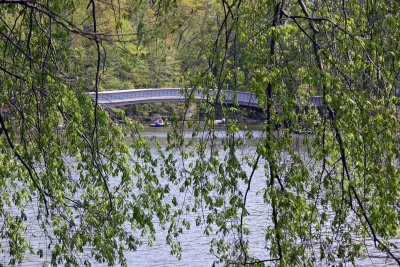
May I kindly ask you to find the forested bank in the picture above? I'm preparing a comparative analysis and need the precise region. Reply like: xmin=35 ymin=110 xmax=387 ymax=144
xmin=67 ymin=0 xmax=217 ymax=91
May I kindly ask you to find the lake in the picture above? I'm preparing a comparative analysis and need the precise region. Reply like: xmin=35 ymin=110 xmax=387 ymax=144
xmin=1 ymin=127 xmax=398 ymax=266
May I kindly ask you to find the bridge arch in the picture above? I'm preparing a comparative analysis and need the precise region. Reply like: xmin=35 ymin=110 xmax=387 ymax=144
xmin=89 ymin=88 xmax=323 ymax=108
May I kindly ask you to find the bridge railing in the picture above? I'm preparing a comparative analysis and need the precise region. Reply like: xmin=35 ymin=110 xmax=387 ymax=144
xmin=89 ymin=88 xmax=260 ymax=107
xmin=88 ymin=88 xmax=322 ymax=108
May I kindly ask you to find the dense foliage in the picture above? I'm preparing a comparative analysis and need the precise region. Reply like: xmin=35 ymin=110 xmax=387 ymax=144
xmin=0 ymin=1 xmax=175 ymax=265
xmin=165 ymin=0 xmax=400 ymax=265
xmin=0 ymin=0 xmax=399 ymax=266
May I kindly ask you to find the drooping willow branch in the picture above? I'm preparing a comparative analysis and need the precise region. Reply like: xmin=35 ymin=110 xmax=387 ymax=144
xmin=0 ymin=113 xmax=50 ymax=215
xmin=0 ymin=0 xmax=117 ymax=218
xmin=0 ymin=0 xmax=138 ymax=41
xmin=88 ymin=0 xmax=114 ymax=217
xmin=327 ymin=105 xmax=400 ymax=265
xmin=292 ymin=0 xmax=400 ymax=263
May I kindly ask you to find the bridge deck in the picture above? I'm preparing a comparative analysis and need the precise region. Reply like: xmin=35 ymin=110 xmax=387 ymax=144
xmin=89 ymin=88 xmax=322 ymax=108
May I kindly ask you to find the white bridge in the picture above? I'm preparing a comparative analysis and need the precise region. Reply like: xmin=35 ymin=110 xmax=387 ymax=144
xmin=89 ymin=88 xmax=323 ymax=108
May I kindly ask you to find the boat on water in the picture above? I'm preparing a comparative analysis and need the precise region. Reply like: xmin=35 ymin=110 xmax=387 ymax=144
xmin=149 ymin=117 xmax=165 ymax=127
xmin=215 ymin=118 xmax=226 ymax=125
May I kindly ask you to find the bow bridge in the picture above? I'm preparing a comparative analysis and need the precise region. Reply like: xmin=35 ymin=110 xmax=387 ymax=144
xmin=89 ymin=88 xmax=323 ymax=108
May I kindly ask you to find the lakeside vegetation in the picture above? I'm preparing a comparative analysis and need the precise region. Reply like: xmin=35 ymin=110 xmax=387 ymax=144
xmin=69 ymin=0 xmax=217 ymax=91
xmin=0 ymin=0 xmax=399 ymax=266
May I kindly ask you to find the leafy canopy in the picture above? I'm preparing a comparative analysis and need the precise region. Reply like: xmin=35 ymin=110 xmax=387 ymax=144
xmin=0 ymin=0 xmax=400 ymax=266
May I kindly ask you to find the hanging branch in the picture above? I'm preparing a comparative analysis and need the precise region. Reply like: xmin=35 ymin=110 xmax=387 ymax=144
xmin=87 ymin=0 xmax=113 ymax=217
xmin=327 ymin=105 xmax=400 ymax=264
xmin=0 ymin=0 xmax=138 ymax=41
xmin=0 ymin=113 xmax=50 ymax=215
xmin=292 ymin=0 xmax=400 ymax=263
xmin=266 ymin=0 xmax=284 ymax=262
